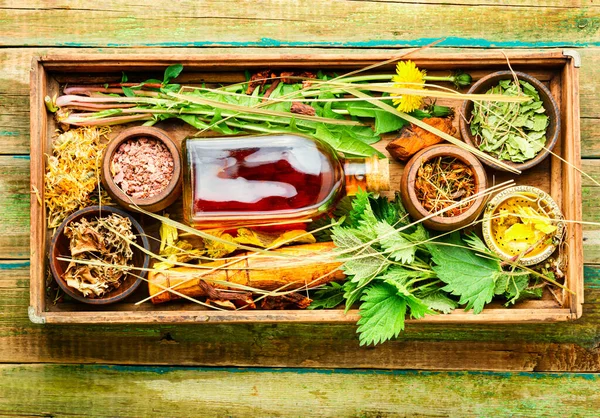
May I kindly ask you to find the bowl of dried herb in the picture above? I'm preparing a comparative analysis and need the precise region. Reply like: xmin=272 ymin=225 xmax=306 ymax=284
xmin=459 ymin=71 xmax=560 ymax=172
xmin=400 ymin=144 xmax=488 ymax=231
xmin=49 ymin=206 xmax=150 ymax=305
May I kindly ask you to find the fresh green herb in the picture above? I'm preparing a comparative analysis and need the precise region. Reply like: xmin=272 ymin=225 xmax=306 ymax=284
xmin=310 ymin=190 xmax=536 ymax=346
xmin=426 ymin=232 xmax=501 ymax=314
xmin=470 ymin=79 xmax=549 ymax=163
xmin=321 ymin=190 xmax=446 ymax=345
xmin=307 ymin=282 xmax=345 ymax=310
xmin=49 ymin=66 xmax=455 ymax=159
xmin=163 ymin=64 xmax=183 ymax=86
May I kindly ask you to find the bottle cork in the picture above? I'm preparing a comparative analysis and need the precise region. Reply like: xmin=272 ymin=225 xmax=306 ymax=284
xmin=365 ymin=156 xmax=390 ymax=192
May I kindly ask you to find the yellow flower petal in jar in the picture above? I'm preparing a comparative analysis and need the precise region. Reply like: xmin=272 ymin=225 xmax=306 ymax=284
xmin=516 ymin=206 xmax=557 ymax=234
xmin=504 ymin=223 xmax=536 ymax=242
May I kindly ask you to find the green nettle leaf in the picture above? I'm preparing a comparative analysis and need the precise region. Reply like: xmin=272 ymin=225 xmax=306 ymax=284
xmin=426 ymin=233 xmax=500 ymax=314
xmin=331 ymin=226 xmax=390 ymax=287
xmin=343 ymin=280 xmax=364 ymax=312
xmin=418 ymin=290 xmax=458 ymax=314
xmin=347 ymin=189 xmax=371 ymax=227
xmin=382 ymin=276 xmax=431 ymax=320
xmin=355 ymin=203 xmax=380 ymax=241
xmin=369 ymin=193 xmax=407 ymax=226
xmin=375 ymin=221 xmax=416 ymax=264
xmin=463 ymin=232 xmax=493 ymax=255
xmin=496 ymin=273 xmax=530 ymax=306
xmin=357 ymin=283 xmax=408 ymax=346
xmin=308 ymin=282 xmax=345 ymax=310
xmin=163 ymin=64 xmax=184 ymax=85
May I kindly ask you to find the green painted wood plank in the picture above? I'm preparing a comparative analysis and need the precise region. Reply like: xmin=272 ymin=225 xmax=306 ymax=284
xmin=0 ymin=156 xmax=30 ymax=259
xmin=1 ymin=46 xmax=600 ymax=155
xmin=0 ymin=263 xmax=599 ymax=369
xmin=0 ymin=364 xmax=598 ymax=417
xmin=0 ymin=1 xmax=599 ymax=47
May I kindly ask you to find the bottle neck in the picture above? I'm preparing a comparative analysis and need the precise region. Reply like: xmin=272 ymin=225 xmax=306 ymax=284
xmin=343 ymin=156 xmax=390 ymax=196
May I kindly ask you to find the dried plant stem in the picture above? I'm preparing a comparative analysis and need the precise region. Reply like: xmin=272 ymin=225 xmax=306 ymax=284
xmin=346 ymin=87 xmax=521 ymax=174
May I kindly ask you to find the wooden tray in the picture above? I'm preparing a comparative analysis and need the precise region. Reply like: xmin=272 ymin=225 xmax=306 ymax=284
xmin=29 ymin=50 xmax=582 ymax=324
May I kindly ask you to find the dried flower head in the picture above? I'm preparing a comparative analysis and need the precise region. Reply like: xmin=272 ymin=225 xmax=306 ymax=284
xmin=391 ymin=61 xmax=426 ymax=113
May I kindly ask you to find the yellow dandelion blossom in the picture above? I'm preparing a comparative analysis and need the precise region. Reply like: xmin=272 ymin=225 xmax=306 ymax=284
xmin=391 ymin=61 xmax=426 ymax=113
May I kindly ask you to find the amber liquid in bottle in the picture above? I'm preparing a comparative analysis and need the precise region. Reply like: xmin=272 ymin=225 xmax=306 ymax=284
xmin=183 ymin=134 xmax=389 ymax=229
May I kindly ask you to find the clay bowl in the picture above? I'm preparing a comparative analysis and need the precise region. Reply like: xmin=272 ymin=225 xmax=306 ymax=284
xmin=101 ymin=126 xmax=182 ymax=213
xmin=49 ymin=206 xmax=150 ymax=305
xmin=400 ymin=144 xmax=488 ymax=231
xmin=459 ymin=71 xmax=560 ymax=172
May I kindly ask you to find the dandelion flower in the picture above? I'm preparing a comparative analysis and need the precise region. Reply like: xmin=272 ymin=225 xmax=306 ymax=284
xmin=391 ymin=61 xmax=426 ymax=113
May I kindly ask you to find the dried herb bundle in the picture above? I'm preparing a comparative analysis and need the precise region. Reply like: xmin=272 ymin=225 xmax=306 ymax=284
xmin=415 ymin=157 xmax=475 ymax=217
xmin=63 ymin=214 xmax=134 ymax=297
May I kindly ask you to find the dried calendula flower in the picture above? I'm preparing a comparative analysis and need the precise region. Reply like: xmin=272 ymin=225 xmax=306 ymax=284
xmin=45 ymin=127 xmax=113 ymax=228
xmin=63 ymin=214 xmax=134 ymax=297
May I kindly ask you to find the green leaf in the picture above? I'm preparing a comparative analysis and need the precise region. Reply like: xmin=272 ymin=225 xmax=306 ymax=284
xmin=369 ymin=193 xmax=407 ymax=226
xmin=347 ymin=189 xmax=371 ymax=227
xmin=121 ymin=71 xmax=128 ymax=83
xmin=343 ymin=280 xmax=364 ymax=312
xmin=495 ymin=273 xmax=530 ymax=305
xmin=163 ymin=64 xmax=183 ymax=85
xmin=532 ymin=114 xmax=548 ymax=131
xmin=121 ymin=86 xmax=135 ymax=97
xmin=427 ymin=232 xmax=500 ymax=314
xmin=374 ymin=110 xmax=408 ymax=135
xmin=375 ymin=221 xmax=416 ymax=264
xmin=418 ymin=290 xmax=457 ymax=314
xmin=331 ymin=226 xmax=389 ymax=287
xmin=313 ymin=124 xmax=383 ymax=158
xmin=177 ymin=114 xmax=210 ymax=130
xmin=357 ymin=283 xmax=407 ymax=346
xmin=381 ymin=273 xmax=431 ymax=320
xmin=464 ymin=232 xmax=494 ymax=255
xmin=308 ymin=282 xmax=345 ymax=309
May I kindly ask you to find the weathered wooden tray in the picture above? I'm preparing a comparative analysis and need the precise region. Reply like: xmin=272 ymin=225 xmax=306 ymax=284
xmin=29 ymin=50 xmax=582 ymax=324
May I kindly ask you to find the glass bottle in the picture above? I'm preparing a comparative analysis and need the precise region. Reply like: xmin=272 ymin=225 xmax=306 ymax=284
xmin=182 ymin=134 xmax=390 ymax=229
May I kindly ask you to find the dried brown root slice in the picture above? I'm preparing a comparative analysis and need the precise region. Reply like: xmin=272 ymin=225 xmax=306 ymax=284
xmin=386 ymin=116 xmax=457 ymax=162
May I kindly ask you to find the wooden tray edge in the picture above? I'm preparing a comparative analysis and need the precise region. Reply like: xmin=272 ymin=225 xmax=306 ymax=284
xmin=28 ymin=49 xmax=583 ymax=324
xmin=32 ymin=308 xmax=573 ymax=325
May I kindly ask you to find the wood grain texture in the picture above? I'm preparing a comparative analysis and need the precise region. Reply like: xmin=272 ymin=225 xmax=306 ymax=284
xmin=0 ymin=364 xmax=599 ymax=417
xmin=1 ymin=263 xmax=600 ymax=370
xmin=0 ymin=46 xmax=599 ymax=152
xmin=0 ymin=1 xmax=599 ymax=48
xmin=1 ymin=1 xmax=600 ymax=409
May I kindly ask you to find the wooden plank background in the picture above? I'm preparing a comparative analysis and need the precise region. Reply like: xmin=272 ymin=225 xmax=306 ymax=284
xmin=2 ymin=0 xmax=600 ymax=415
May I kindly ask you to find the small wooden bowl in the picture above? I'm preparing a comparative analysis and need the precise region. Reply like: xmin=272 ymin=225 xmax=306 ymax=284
xmin=49 ymin=206 xmax=150 ymax=305
xmin=459 ymin=71 xmax=560 ymax=172
xmin=400 ymin=144 xmax=488 ymax=231
xmin=101 ymin=126 xmax=182 ymax=213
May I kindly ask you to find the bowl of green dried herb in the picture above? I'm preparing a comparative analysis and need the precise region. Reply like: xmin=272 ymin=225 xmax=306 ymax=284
xmin=459 ymin=71 xmax=560 ymax=172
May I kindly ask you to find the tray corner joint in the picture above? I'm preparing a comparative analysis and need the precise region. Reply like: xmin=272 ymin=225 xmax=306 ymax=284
xmin=562 ymin=49 xmax=581 ymax=68
xmin=28 ymin=306 xmax=46 ymax=325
